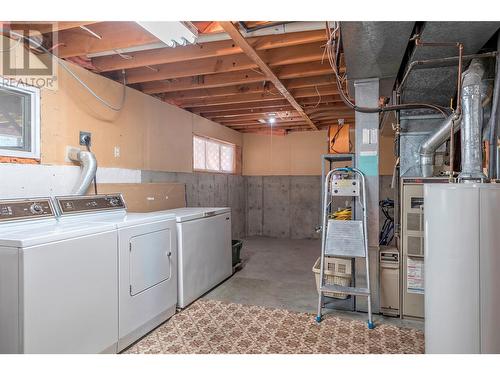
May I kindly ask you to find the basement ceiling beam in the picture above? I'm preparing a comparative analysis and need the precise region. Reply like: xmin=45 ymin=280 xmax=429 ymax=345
xmin=56 ymin=22 xmax=159 ymax=58
xmin=124 ymin=41 xmax=325 ymax=84
xmin=6 ymin=22 xmax=98 ymax=34
xmin=186 ymin=95 xmax=344 ymax=112
xmin=190 ymin=99 xmax=291 ymax=113
xmin=139 ymin=63 xmax=339 ymax=94
xmin=174 ymin=85 xmax=340 ymax=107
xmin=158 ymin=75 xmax=336 ymax=100
xmin=92 ymin=29 xmax=326 ymax=72
xmin=211 ymin=111 xmax=355 ymax=124
xmin=217 ymin=111 xmax=355 ymax=125
xmin=220 ymin=21 xmax=320 ymax=130
xmin=200 ymin=102 xmax=343 ymax=117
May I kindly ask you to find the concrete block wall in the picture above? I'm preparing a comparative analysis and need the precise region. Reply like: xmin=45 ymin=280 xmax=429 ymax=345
xmin=245 ymin=176 xmax=321 ymax=239
xmin=142 ymin=171 xmax=322 ymax=240
xmin=141 ymin=171 xmax=246 ymax=239
xmin=140 ymin=171 xmax=389 ymax=241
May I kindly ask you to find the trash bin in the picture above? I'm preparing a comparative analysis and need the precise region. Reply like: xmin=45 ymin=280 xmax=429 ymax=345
xmin=232 ymin=240 xmax=243 ymax=267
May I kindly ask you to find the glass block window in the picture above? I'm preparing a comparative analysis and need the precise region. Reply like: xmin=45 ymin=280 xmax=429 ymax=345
xmin=193 ymin=135 xmax=235 ymax=173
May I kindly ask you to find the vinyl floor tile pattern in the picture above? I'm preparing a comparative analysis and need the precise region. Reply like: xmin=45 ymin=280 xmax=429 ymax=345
xmin=124 ymin=299 xmax=424 ymax=354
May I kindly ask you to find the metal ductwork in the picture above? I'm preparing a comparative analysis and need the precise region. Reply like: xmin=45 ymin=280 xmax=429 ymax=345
xmin=458 ymin=58 xmax=487 ymax=181
xmin=418 ymin=58 xmax=488 ymax=178
xmin=419 ymin=114 xmax=459 ymax=177
xmin=68 ymin=149 xmax=97 ymax=195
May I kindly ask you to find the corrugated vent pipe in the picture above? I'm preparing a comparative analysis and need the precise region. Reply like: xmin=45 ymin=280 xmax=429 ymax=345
xmin=458 ymin=58 xmax=486 ymax=180
xmin=68 ymin=149 xmax=97 ymax=195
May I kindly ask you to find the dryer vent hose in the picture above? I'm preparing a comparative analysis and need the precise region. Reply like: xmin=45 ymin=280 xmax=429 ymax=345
xmin=68 ymin=149 xmax=97 ymax=195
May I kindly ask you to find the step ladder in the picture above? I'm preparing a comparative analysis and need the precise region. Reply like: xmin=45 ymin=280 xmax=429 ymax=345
xmin=315 ymin=167 xmax=374 ymax=329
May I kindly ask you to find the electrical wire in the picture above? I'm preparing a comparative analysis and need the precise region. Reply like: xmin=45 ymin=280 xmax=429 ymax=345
xmin=379 ymin=198 xmax=394 ymax=245
xmin=6 ymin=29 xmax=127 ymax=112
xmin=325 ymin=22 xmax=451 ymax=118
xmin=329 ymin=122 xmax=351 ymax=153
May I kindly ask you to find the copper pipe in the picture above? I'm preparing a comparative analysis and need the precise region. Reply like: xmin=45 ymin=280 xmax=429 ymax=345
xmin=413 ymin=38 xmax=464 ymax=180
xmin=450 ymin=43 xmax=464 ymax=180
xmin=397 ymin=51 xmax=497 ymax=96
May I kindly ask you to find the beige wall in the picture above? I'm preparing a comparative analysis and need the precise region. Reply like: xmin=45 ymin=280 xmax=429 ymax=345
xmin=242 ymin=129 xmax=396 ymax=176
xmin=242 ymin=131 xmax=329 ymax=176
xmin=0 ymin=38 xmax=242 ymax=173
xmin=39 ymin=62 xmax=242 ymax=172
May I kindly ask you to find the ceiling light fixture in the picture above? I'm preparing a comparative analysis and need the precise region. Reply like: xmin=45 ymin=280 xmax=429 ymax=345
xmin=136 ymin=22 xmax=198 ymax=48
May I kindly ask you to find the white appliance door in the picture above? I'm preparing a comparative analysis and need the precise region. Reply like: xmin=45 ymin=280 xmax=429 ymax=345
xmin=118 ymin=220 xmax=177 ymax=351
xmin=178 ymin=212 xmax=232 ymax=308
xmin=129 ymin=229 xmax=172 ymax=295
xmin=21 ymin=231 xmax=118 ymax=354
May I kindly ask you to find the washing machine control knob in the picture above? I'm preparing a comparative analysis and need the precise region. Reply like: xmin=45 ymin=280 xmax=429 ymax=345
xmin=109 ymin=197 xmax=120 ymax=206
xmin=30 ymin=203 xmax=43 ymax=214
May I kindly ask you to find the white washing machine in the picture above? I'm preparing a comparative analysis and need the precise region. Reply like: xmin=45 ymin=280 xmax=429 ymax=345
xmin=0 ymin=198 xmax=118 ymax=354
xmin=163 ymin=207 xmax=232 ymax=308
xmin=54 ymin=194 xmax=178 ymax=351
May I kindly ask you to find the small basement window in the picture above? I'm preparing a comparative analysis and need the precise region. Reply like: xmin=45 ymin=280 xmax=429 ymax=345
xmin=0 ymin=80 xmax=40 ymax=159
xmin=193 ymin=135 xmax=235 ymax=173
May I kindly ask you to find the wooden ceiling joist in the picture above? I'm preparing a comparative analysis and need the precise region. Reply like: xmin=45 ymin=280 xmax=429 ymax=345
xmin=139 ymin=64 xmax=337 ymax=95
xmin=200 ymin=102 xmax=344 ymax=118
xmin=186 ymin=95 xmax=344 ymax=113
xmin=7 ymin=22 xmax=97 ymax=34
xmin=214 ymin=22 xmax=321 ymax=130
xmin=123 ymin=41 xmax=326 ymax=84
xmin=210 ymin=109 xmax=355 ymax=123
xmin=175 ymin=85 xmax=340 ymax=108
xmin=48 ymin=20 xmax=352 ymax=133
xmin=156 ymin=75 xmax=335 ymax=100
xmin=190 ymin=99 xmax=292 ymax=113
xmin=56 ymin=22 xmax=159 ymax=58
xmin=92 ymin=29 xmax=327 ymax=72
xmin=160 ymin=80 xmax=337 ymax=101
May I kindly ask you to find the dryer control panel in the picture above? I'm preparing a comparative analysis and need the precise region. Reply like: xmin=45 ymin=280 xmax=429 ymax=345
xmin=0 ymin=198 xmax=55 ymax=222
xmin=55 ymin=194 xmax=126 ymax=215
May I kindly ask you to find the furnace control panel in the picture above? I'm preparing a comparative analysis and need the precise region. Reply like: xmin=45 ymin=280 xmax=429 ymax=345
xmin=55 ymin=194 xmax=126 ymax=215
xmin=0 ymin=198 xmax=55 ymax=222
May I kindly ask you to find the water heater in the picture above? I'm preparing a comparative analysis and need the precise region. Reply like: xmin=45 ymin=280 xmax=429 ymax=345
xmin=424 ymin=183 xmax=500 ymax=353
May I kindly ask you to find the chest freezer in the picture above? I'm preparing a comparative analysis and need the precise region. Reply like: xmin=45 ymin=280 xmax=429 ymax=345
xmin=163 ymin=207 xmax=232 ymax=308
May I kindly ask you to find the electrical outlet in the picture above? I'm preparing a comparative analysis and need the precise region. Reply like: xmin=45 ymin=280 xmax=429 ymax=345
xmin=79 ymin=131 xmax=91 ymax=146
xmin=114 ymin=146 xmax=120 ymax=158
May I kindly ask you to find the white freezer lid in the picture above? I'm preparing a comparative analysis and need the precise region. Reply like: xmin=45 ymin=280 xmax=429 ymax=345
xmin=0 ymin=220 xmax=117 ymax=248
xmin=162 ymin=207 xmax=230 ymax=222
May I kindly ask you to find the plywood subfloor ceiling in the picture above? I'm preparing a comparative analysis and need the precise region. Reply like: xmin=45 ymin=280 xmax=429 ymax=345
xmin=4 ymin=21 xmax=354 ymax=134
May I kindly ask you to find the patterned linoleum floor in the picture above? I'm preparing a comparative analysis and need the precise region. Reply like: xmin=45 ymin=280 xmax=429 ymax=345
xmin=124 ymin=299 xmax=424 ymax=354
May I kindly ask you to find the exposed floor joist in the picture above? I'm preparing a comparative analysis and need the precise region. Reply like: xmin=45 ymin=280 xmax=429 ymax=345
xmin=11 ymin=20 xmax=353 ymax=133
xmin=219 ymin=22 xmax=319 ymax=131
xmin=91 ymin=29 xmax=326 ymax=72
